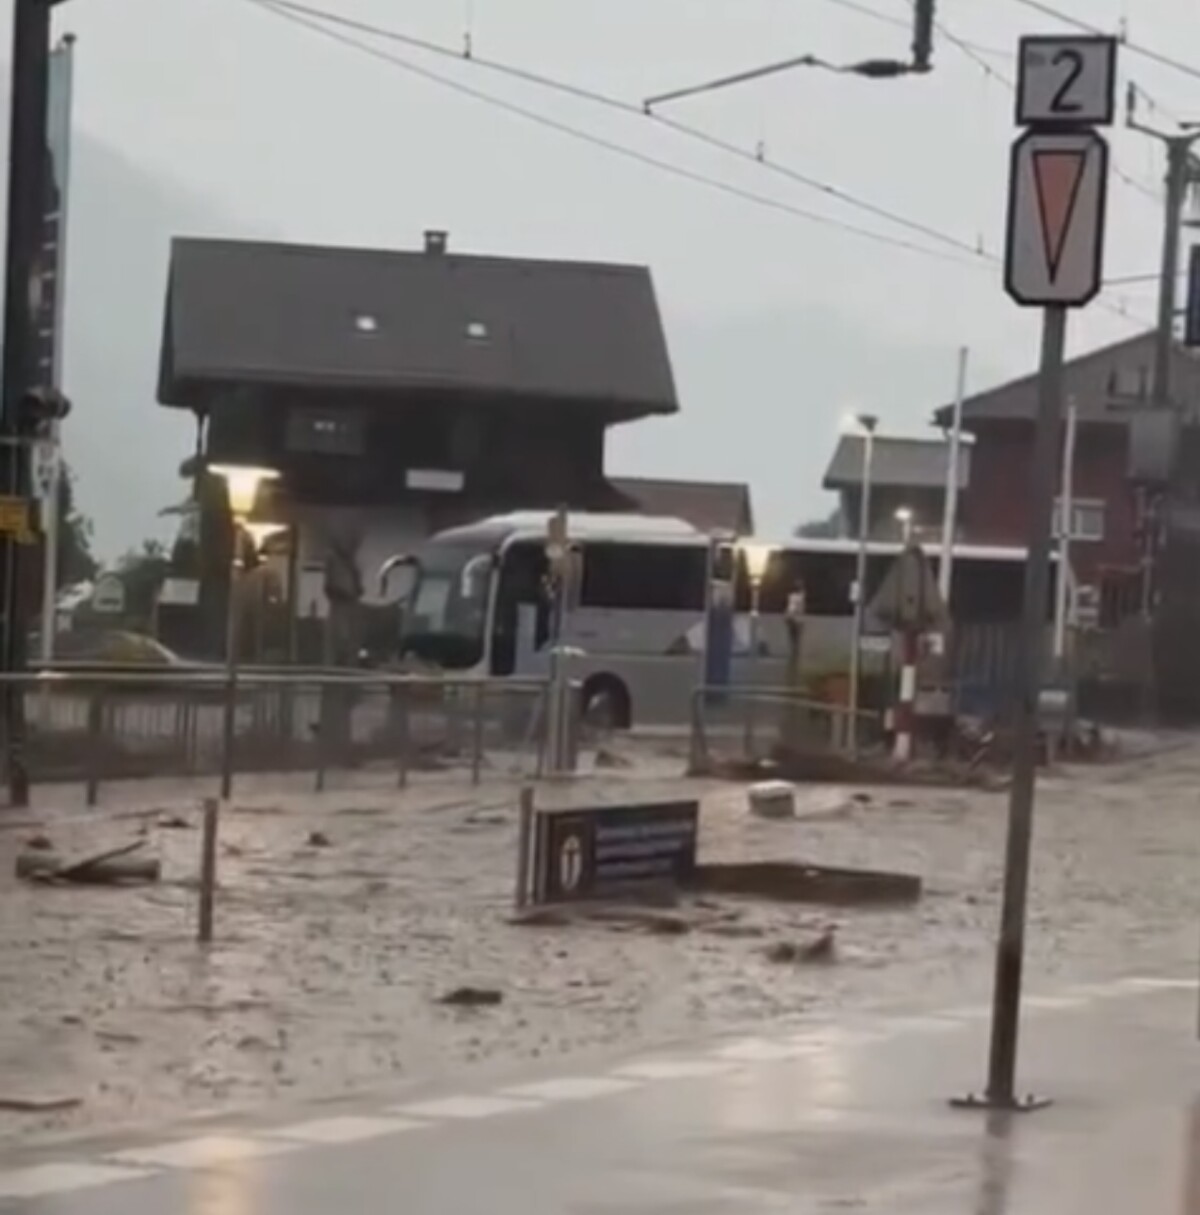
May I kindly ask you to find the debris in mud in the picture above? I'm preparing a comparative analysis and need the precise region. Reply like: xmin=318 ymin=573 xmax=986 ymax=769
xmin=16 ymin=841 xmax=162 ymax=886
xmin=593 ymin=748 xmax=633 ymax=770
xmin=689 ymin=861 xmax=921 ymax=906
xmin=437 ymin=986 xmax=504 ymax=1008
xmin=764 ymin=927 xmax=838 ymax=965
xmin=748 ymin=780 xmax=796 ymax=820
xmin=0 ymin=1095 xmax=83 ymax=1114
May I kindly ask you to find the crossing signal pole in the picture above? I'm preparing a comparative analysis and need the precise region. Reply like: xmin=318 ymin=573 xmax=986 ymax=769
xmin=1124 ymin=88 xmax=1200 ymax=724
xmin=1 ymin=0 xmax=59 ymax=806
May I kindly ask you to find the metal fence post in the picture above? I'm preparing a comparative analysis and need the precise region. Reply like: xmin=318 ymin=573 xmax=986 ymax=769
xmin=515 ymin=784 xmax=534 ymax=910
xmin=470 ymin=681 xmax=485 ymax=786
xmin=688 ymin=686 xmax=708 ymax=775
xmin=85 ymin=687 xmax=102 ymax=807
xmin=534 ymin=683 xmax=548 ymax=779
xmin=198 ymin=796 xmax=219 ymax=944
xmin=397 ymin=681 xmax=411 ymax=790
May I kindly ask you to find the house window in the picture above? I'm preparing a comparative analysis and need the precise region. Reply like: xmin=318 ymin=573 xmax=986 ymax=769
xmin=286 ymin=408 xmax=366 ymax=456
xmin=1053 ymin=497 xmax=1105 ymax=542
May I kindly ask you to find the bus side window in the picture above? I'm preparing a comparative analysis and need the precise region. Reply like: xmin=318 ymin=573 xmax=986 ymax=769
xmin=493 ymin=541 xmax=549 ymax=675
xmin=580 ymin=543 xmax=706 ymax=611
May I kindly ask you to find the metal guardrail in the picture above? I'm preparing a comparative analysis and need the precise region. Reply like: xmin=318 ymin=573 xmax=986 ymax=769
xmin=0 ymin=669 xmax=556 ymax=805
xmin=688 ymin=683 xmax=885 ymax=771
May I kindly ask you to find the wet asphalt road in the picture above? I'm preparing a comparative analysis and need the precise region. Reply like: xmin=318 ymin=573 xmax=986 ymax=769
xmin=0 ymin=735 xmax=1196 ymax=1147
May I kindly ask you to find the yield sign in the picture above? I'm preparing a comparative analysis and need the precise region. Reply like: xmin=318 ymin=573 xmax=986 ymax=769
xmin=1004 ymin=129 xmax=1109 ymax=308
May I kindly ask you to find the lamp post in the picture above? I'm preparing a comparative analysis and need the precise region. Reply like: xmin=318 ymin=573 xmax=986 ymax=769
xmin=209 ymin=464 xmax=279 ymax=800
xmin=847 ymin=414 xmax=878 ymax=756
xmin=740 ymin=542 xmax=773 ymax=760
xmin=895 ymin=506 xmax=914 ymax=544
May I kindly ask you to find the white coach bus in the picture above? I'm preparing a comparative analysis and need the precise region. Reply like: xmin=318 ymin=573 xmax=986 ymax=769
xmin=383 ymin=510 xmax=1039 ymax=727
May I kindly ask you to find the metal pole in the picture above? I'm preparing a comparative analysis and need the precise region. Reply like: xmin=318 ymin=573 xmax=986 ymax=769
xmin=743 ymin=580 xmax=761 ymax=760
xmin=1 ymin=0 xmax=52 ymax=809
xmin=939 ymin=346 xmax=968 ymax=605
xmin=219 ymin=538 xmax=240 ymax=800
xmin=37 ymin=35 xmax=73 ymax=672
xmin=1153 ymin=139 xmax=1190 ymax=408
xmin=1053 ymin=398 xmax=1077 ymax=667
xmin=982 ymin=304 xmax=1068 ymax=1109
xmin=198 ymin=796 xmax=219 ymax=943
xmin=514 ymin=784 xmax=534 ymax=910
xmin=847 ymin=422 xmax=876 ymax=755
xmin=470 ymin=680 xmax=484 ymax=785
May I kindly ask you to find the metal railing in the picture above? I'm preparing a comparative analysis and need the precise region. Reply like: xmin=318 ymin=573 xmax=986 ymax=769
xmin=687 ymin=684 xmax=885 ymax=773
xmin=0 ymin=668 xmax=558 ymax=804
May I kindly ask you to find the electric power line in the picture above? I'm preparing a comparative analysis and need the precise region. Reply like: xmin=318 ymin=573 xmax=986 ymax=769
xmin=242 ymin=0 xmax=1155 ymax=326
xmin=246 ymin=0 xmax=983 ymax=268
xmin=892 ymin=1 xmax=1164 ymax=207
xmin=256 ymin=0 xmax=995 ymax=263
xmin=820 ymin=0 xmax=1011 ymax=60
xmin=1011 ymin=0 xmax=1200 ymax=86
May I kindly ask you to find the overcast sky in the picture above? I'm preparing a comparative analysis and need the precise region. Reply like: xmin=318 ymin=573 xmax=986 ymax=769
xmin=20 ymin=0 xmax=1200 ymax=548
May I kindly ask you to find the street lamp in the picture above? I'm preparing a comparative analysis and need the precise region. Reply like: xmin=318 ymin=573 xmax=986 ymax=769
xmin=208 ymin=463 xmax=280 ymax=799
xmin=847 ymin=414 xmax=877 ymax=756
xmin=895 ymin=506 xmax=915 ymax=544
xmin=739 ymin=542 xmax=774 ymax=758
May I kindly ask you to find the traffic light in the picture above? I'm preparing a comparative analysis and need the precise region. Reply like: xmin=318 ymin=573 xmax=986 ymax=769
xmin=15 ymin=386 xmax=70 ymax=439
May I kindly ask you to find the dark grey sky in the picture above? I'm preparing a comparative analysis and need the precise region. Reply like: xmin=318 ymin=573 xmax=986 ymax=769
xmin=27 ymin=0 xmax=1200 ymax=548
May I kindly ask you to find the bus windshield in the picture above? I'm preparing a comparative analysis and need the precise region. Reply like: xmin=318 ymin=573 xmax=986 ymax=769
xmin=401 ymin=542 xmax=495 ymax=669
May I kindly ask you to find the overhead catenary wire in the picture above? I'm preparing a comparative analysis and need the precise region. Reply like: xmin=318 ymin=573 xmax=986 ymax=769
xmin=242 ymin=0 xmax=1156 ymax=327
xmin=1010 ymin=0 xmax=1200 ymax=86
xmin=257 ymin=0 xmax=994 ymax=262
xmin=886 ymin=0 xmax=1163 ymax=207
xmin=245 ymin=0 xmax=982 ymax=268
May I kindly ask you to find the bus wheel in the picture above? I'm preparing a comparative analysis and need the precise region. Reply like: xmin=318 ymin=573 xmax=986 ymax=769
xmin=581 ymin=676 xmax=631 ymax=731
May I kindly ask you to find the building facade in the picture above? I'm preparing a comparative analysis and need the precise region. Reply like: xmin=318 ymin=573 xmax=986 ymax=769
xmin=156 ymin=231 xmax=681 ymax=659
xmin=934 ymin=330 xmax=1200 ymax=629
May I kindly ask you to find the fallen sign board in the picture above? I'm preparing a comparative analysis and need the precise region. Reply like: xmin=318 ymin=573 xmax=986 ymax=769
xmin=530 ymin=799 xmax=699 ymax=905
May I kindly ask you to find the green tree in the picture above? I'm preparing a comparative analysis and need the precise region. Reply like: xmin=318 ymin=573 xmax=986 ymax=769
xmin=115 ymin=539 xmax=170 ymax=626
xmin=55 ymin=464 xmax=98 ymax=588
xmin=795 ymin=508 xmax=844 ymax=539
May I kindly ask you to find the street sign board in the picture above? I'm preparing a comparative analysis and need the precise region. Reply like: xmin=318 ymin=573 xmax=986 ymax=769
xmin=1005 ymin=129 xmax=1109 ymax=307
xmin=0 ymin=496 xmax=34 ymax=544
xmin=91 ymin=573 xmax=126 ymax=615
xmin=530 ymin=800 xmax=699 ymax=905
xmin=867 ymin=545 xmax=947 ymax=631
xmin=1186 ymin=245 xmax=1200 ymax=348
xmin=1016 ymin=35 xmax=1117 ymax=128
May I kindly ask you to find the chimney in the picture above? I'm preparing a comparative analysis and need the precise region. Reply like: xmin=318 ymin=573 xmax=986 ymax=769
xmin=424 ymin=229 xmax=448 ymax=256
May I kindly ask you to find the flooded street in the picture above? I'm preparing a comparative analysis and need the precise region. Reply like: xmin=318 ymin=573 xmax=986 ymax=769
xmin=0 ymin=734 xmax=1196 ymax=1145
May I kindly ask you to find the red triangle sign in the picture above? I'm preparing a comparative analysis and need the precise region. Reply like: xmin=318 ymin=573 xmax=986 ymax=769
xmin=1031 ymin=150 xmax=1087 ymax=281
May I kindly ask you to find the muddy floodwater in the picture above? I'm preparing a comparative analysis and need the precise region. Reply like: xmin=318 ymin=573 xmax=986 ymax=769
xmin=0 ymin=734 xmax=1196 ymax=1144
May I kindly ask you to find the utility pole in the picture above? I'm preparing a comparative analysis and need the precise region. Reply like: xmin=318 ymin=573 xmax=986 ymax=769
xmin=1125 ymin=86 xmax=1200 ymax=725
xmin=0 ymin=0 xmax=56 ymax=807
xmin=1126 ymin=84 xmax=1200 ymax=407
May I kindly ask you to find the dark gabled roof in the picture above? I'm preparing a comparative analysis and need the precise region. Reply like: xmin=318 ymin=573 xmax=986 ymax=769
xmin=823 ymin=435 xmax=970 ymax=491
xmin=932 ymin=330 xmax=1200 ymax=428
xmin=158 ymin=237 xmax=679 ymax=418
xmin=609 ymin=476 xmax=754 ymax=534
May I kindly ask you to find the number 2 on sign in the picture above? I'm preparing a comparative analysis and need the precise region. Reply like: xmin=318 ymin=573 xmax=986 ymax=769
xmin=1050 ymin=48 xmax=1084 ymax=114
